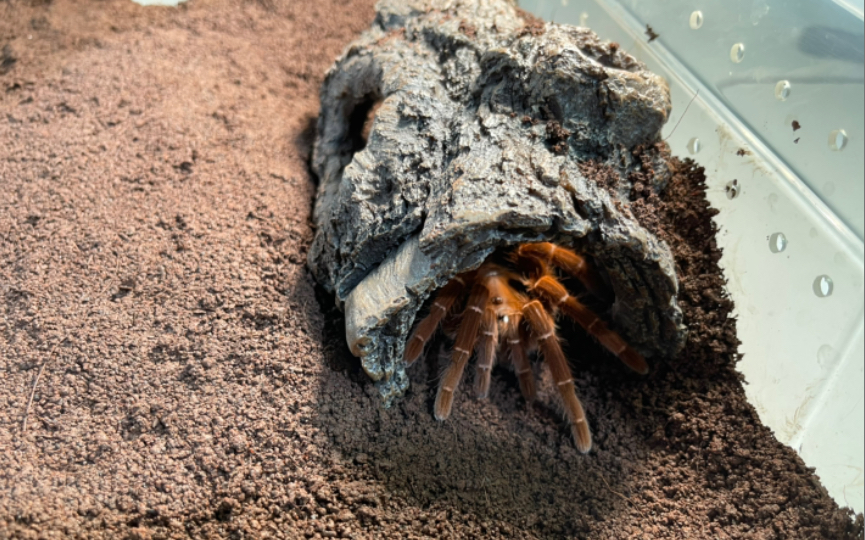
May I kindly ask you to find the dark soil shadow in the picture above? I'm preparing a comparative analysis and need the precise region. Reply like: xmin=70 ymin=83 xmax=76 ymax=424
xmin=309 ymin=314 xmax=646 ymax=538
xmin=294 ymin=113 xmax=319 ymax=180
xmin=302 ymin=240 xmax=665 ymax=537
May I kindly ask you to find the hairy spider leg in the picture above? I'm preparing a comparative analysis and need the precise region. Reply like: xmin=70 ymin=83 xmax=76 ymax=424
xmin=475 ymin=268 xmax=531 ymax=399
xmin=434 ymin=282 xmax=490 ymax=421
xmin=484 ymin=267 xmax=539 ymax=402
xmin=532 ymin=275 xmax=649 ymax=375
xmin=504 ymin=314 xmax=537 ymax=401
xmin=522 ymin=299 xmax=592 ymax=453
xmin=474 ymin=304 xmax=498 ymax=399
xmin=517 ymin=242 xmax=612 ymax=302
xmin=404 ymin=275 xmax=469 ymax=365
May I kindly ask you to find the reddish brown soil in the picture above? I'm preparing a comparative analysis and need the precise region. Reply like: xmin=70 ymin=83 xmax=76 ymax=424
xmin=1 ymin=1 xmax=862 ymax=539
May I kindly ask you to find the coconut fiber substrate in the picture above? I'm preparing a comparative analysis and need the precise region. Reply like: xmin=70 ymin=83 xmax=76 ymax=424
xmin=0 ymin=1 xmax=862 ymax=539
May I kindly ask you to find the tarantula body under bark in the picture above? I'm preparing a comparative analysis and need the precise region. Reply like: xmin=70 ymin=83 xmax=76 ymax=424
xmin=308 ymin=0 xmax=688 ymax=403
xmin=405 ymin=242 xmax=646 ymax=452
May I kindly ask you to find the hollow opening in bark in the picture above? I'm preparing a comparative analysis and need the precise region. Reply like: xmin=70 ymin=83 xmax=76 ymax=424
xmin=346 ymin=94 xmax=383 ymax=155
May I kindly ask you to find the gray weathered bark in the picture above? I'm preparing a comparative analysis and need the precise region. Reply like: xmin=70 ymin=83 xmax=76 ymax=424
xmin=308 ymin=0 xmax=687 ymax=404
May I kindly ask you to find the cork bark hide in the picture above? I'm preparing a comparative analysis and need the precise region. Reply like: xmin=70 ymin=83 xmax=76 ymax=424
xmin=308 ymin=0 xmax=687 ymax=404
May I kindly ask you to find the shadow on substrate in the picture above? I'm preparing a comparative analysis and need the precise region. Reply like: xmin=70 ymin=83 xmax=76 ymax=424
xmin=307 ymin=278 xmax=676 ymax=538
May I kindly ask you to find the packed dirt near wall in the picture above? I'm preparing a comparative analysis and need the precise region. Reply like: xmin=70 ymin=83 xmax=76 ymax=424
xmin=0 ymin=1 xmax=862 ymax=539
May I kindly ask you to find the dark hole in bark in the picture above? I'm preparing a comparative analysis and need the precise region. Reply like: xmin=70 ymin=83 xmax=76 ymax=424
xmin=346 ymin=95 xmax=383 ymax=154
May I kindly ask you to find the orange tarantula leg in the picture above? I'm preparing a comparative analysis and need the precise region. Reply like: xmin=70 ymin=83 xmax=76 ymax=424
xmin=474 ymin=305 xmax=498 ymax=399
xmin=532 ymin=275 xmax=649 ymax=375
xmin=518 ymin=242 xmax=612 ymax=302
xmin=404 ymin=275 xmax=469 ymax=365
xmin=434 ymin=283 xmax=490 ymax=421
xmin=522 ymin=300 xmax=592 ymax=453
xmin=505 ymin=315 xmax=537 ymax=401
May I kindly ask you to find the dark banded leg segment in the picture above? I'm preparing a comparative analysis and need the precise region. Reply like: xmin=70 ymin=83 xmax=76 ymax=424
xmin=404 ymin=276 xmax=468 ymax=365
xmin=474 ymin=306 xmax=499 ymax=399
xmin=522 ymin=299 xmax=592 ymax=453
xmin=531 ymin=275 xmax=649 ymax=375
xmin=505 ymin=315 xmax=536 ymax=401
xmin=434 ymin=283 xmax=490 ymax=420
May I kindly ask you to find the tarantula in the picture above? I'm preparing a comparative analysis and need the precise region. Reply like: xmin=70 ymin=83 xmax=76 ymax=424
xmin=404 ymin=242 xmax=649 ymax=453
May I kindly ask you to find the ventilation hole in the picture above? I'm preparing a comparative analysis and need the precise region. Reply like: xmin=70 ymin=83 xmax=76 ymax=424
xmin=768 ymin=232 xmax=787 ymax=253
xmin=725 ymin=180 xmax=740 ymax=199
xmin=346 ymin=95 xmax=383 ymax=155
xmin=813 ymin=275 xmax=834 ymax=297
xmin=687 ymin=137 xmax=702 ymax=154
xmin=828 ymin=129 xmax=848 ymax=151
xmin=774 ymin=80 xmax=791 ymax=101
xmin=689 ymin=11 xmax=704 ymax=30
xmin=730 ymin=43 xmax=745 ymax=63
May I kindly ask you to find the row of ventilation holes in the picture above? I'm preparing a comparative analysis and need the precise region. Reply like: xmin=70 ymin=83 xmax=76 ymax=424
xmin=685 ymin=10 xmax=842 ymax=298
xmin=686 ymin=9 xmax=849 ymax=158
xmin=567 ymin=6 xmax=843 ymax=299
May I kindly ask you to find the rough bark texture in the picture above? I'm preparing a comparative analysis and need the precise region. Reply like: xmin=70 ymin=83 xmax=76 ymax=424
xmin=308 ymin=0 xmax=687 ymax=403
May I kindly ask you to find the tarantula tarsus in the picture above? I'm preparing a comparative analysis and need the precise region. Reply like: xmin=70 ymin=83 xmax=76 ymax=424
xmin=404 ymin=242 xmax=649 ymax=453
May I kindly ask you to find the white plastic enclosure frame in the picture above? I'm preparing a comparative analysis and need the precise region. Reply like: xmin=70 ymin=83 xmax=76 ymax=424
xmin=520 ymin=0 xmax=865 ymax=515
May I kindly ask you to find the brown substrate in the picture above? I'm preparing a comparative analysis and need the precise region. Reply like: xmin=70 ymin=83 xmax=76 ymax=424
xmin=0 ymin=1 xmax=862 ymax=539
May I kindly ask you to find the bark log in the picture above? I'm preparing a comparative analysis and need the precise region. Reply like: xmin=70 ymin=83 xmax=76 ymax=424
xmin=308 ymin=0 xmax=687 ymax=404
